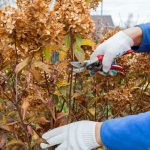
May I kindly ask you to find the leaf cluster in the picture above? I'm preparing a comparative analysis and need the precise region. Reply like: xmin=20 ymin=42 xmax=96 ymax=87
xmin=0 ymin=0 xmax=149 ymax=150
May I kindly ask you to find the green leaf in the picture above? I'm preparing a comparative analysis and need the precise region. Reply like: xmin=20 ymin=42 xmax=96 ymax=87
xmin=81 ymin=39 xmax=95 ymax=46
xmin=73 ymin=35 xmax=85 ymax=63
xmin=64 ymin=34 xmax=71 ymax=51
xmin=85 ymin=0 xmax=90 ymax=5
xmin=59 ymin=34 xmax=71 ymax=61
xmin=15 ymin=57 xmax=30 ymax=74
xmin=73 ymin=35 xmax=95 ymax=63
xmin=76 ymin=35 xmax=82 ymax=46
xmin=56 ymin=79 xmax=69 ymax=88
xmin=43 ymin=47 xmax=51 ymax=63
xmin=59 ymin=51 xmax=67 ymax=61
xmin=73 ymin=42 xmax=85 ymax=63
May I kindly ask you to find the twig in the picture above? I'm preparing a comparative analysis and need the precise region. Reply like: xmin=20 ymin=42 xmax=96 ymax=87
xmin=13 ymin=30 xmax=31 ymax=149
xmin=67 ymin=30 xmax=74 ymax=122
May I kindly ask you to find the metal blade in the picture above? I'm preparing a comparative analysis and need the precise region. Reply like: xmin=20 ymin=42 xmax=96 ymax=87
xmin=70 ymin=61 xmax=86 ymax=68
xmin=73 ymin=67 xmax=86 ymax=73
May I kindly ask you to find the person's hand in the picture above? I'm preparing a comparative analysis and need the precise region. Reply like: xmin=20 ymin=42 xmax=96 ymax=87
xmin=90 ymin=31 xmax=134 ymax=74
xmin=40 ymin=121 xmax=102 ymax=150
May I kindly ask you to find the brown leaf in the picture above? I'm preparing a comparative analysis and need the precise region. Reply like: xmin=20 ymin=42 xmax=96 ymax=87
xmin=0 ymin=134 xmax=6 ymax=149
xmin=27 ymin=125 xmax=33 ymax=136
xmin=56 ymin=112 xmax=67 ymax=120
xmin=0 ymin=123 xmax=12 ymax=132
xmin=21 ymin=100 xmax=30 ymax=120
xmin=32 ymin=131 xmax=41 ymax=144
xmin=6 ymin=140 xmax=28 ymax=150
xmin=48 ymin=98 xmax=56 ymax=120
xmin=33 ymin=61 xmax=52 ymax=74
xmin=89 ymin=108 xmax=95 ymax=116
xmin=30 ymin=66 xmax=42 ymax=81
xmin=15 ymin=57 xmax=30 ymax=74
xmin=37 ymin=117 xmax=50 ymax=124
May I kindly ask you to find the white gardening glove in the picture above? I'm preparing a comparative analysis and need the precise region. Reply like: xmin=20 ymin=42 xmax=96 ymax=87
xmin=40 ymin=121 xmax=101 ymax=150
xmin=90 ymin=31 xmax=134 ymax=74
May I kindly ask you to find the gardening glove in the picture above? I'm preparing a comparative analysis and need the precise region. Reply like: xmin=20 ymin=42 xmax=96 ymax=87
xmin=90 ymin=31 xmax=134 ymax=75
xmin=40 ymin=121 xmax=101 ymax=150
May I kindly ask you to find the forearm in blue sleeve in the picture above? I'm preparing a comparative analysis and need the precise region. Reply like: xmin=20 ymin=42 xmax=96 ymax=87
xmin=100 ymin=111 xmax=150 ymax=150
xmin=132 ymin=23 xmax=150 ymax=52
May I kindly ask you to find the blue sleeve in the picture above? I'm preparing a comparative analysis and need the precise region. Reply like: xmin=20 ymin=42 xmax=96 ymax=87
xmin=132 ymin=23 xmax=150 ymax=52
xmin=100 ymin=111 xmax=150 ymax=150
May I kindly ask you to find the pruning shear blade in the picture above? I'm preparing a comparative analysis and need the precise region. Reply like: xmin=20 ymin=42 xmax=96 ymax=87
xmin=73 ymin=67 xmax=86 ymax=73
xmin=70 ymin=61 xmax=86 ymax=68
xmin=70 ymin=61 xmax=88 ymax=73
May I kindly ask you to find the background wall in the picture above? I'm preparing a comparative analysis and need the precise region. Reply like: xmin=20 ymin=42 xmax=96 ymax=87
xmin=91 ymin=0 xmax=150 ymax=27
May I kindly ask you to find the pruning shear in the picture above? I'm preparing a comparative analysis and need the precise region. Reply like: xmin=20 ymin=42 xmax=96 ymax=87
xmin=70 ymin=50 xmax=133 ymax=74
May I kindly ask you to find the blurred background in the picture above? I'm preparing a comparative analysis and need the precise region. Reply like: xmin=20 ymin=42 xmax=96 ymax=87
xmin=91 ymin=0 xmax=150 ymax=27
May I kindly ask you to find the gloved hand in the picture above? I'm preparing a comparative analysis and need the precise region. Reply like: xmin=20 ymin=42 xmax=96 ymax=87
xmin=40 ymin=121 xmax=101 ymax=150
xmin=90 ymin=31 xmax=134 ymax=74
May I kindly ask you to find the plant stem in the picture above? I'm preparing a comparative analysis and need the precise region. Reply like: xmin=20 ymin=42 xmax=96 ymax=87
xmin=72 ymin=74 xmax=77 ymax=110
xmin=14 ymin=31 xmax=31 ymax=149
xmin=68 ymin=31 xmax=74 ymax=122
xmin=42 ymin=56 xmax=55 ymax=150
xmin=94 ymin=76 xmax=97 ymax=121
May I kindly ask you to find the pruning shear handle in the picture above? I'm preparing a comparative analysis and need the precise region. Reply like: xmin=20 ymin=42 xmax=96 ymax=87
xmin=71 ymin=50 xmax=134 ymax=74
xmin=97 ymin=50 xmax=134 ymax=72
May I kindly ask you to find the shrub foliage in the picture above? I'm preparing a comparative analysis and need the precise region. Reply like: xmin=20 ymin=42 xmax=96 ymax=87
xmin=0 ymin=0 xmax=149 ymax=150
